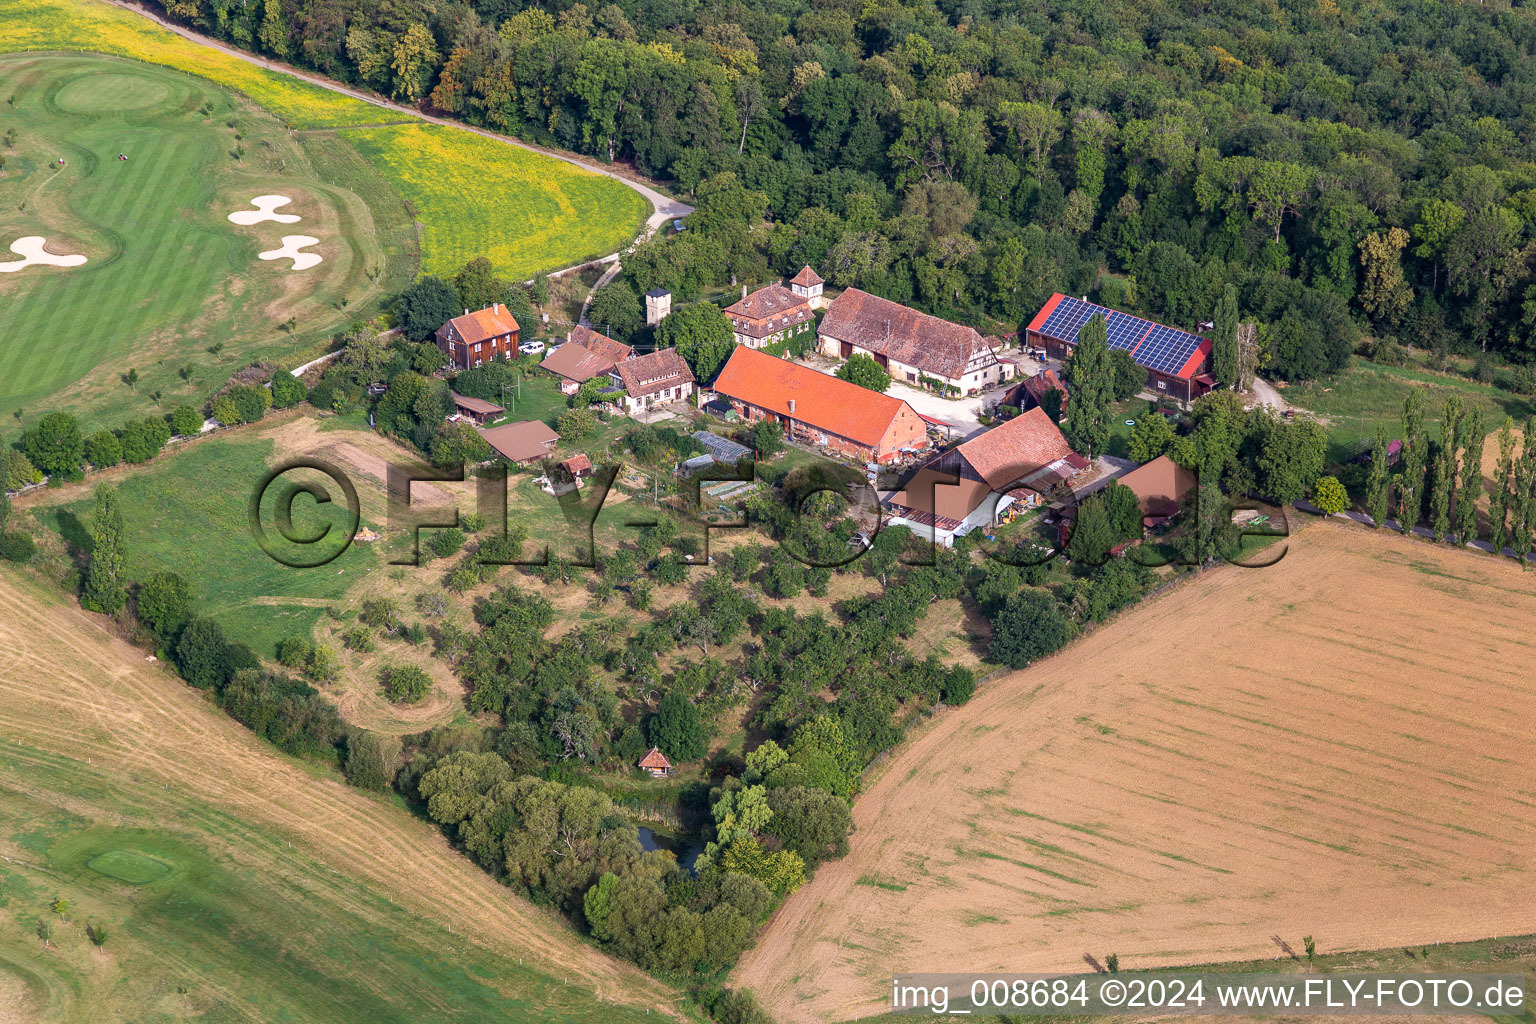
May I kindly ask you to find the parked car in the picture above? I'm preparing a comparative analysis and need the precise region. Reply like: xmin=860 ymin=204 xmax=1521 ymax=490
xmin=518 ymin=340 xmax=546 ymax=355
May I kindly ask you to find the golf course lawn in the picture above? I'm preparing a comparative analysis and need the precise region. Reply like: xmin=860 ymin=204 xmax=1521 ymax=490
xmin=0 ymin=52 xmax=414 ymax=431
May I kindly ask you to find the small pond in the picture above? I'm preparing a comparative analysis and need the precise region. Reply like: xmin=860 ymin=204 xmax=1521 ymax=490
xmin=637 ymin=826 xmax=703 ymax=874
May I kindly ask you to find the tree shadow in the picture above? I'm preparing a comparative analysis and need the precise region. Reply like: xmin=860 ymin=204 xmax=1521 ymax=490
xmin=51 ymin=509 xmax=93 ymax=562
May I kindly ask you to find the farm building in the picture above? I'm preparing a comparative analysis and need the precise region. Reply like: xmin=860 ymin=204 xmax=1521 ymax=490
xmin=1002 ymin=368 xmax=1069 ymax=415
xmin=692 ymin=431 xmax=752 ymax=465
xmin=539 ymin=325 xmax=633 ymax=393
xmin=722 ymin=280 xmax=816 ymax=349
xmin=1024 ymin=294 xmax=1214 ymax=403
xmin=788 ymin=265 xmax=826 ymax=308
xmin=884 ymin=407 xmax=1089 ymax=547
xmin=477 ymin=420 xmax=560 ymax=466
xmin=817 ymin=289 xmax=1011 ymax=395
xmin=610 ymin=348 xmax=696 ymax=415
xmin=435 ymin=303 xmax=520 ymax=370
xmin=558 ymin=453 xmax=594 ymax=480
xmin=1117 ymin=455 xmax=1196 ymax=527
xmin=450 ymin=392 xmax=504 ymax=425
xmin=712 ymin=346 xmax=929 ymax=464
xmin=638 ymin=746 xmax=673 ymax=777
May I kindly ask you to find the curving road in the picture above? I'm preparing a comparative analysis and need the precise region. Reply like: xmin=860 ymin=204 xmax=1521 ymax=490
xmin=104 ymin=0 xmax=693 ymax=242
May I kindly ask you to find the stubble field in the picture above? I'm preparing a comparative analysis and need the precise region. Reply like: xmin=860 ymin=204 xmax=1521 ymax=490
xmin=734 ymin=522 xmax=1536 ymax=1024
xmin=0 ymin=569 xmax=679 ymax=1023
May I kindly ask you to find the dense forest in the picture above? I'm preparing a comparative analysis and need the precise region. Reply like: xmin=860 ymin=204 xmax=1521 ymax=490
xmin=150 ymin=0 xmax=1536 ymax=379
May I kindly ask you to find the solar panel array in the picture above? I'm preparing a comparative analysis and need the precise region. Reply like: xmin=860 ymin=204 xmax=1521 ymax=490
xmin=1035 ymin=296 xmax=1203 ymax=378
xmin=1104 ymin=311 xmax=1153 ymax=352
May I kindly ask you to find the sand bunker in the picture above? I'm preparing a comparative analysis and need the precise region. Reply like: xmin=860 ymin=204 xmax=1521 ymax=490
xmin=0 ymin=236 xmax=88 ymax=273
xmin=259 ymin=235 xmax=322 ymax=271
xmin=228 ymin=195 xmax=302 ymax=226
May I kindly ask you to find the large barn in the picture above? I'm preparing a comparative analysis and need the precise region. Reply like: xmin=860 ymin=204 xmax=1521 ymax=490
xmin=1025 ymin=294 xmax=1214 ymax=403
xmin=711 ymin=346 xmax=928 ymax=464
xmin=817 ymin=289 xmax=1009 ymax=395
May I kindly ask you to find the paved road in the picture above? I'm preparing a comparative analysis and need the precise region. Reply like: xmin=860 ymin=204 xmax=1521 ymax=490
xmin=104 ymin=0 xmax=693 ymax=242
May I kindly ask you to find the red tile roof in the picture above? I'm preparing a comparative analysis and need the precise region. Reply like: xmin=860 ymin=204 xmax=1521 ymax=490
xmin=560 ymin=453 xmax=592 ymax=474
xmin=568 ymin=325 xmax=632 ymax=362
xmin=953 ymin=407 xmax=1078 ymax=490
xmin=724 ymin=283 xmax=808 ymax=321
xmin=711 ymin=346 xmax=914 ymax=448
xmin=789 ymin=265 xmax=823 ymax=287
xmin=614 ymin=348 xmax=695 ymax=398
xmin=478 ymin=420 xmax=560 ymax=464
xmin=638 ymin=746 xmax=672 ymax=770
xmin=540 ymin=329 xmax=634 ymax=383
xmin=818 ymin=289 xmax=992 ymax=381
xmin=442 ymin=304 xmax=519 ymax=345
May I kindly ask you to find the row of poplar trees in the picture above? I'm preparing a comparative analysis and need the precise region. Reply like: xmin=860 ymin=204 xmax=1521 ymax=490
xmin=1371 ymin=392 xmax=1536 ymax=560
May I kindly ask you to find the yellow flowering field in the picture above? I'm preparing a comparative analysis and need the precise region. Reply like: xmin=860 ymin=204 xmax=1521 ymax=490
xmin=345 ymin=123 xmax=648 ymax=279
xmin=0 ymin=0 xmax=389 ymax=128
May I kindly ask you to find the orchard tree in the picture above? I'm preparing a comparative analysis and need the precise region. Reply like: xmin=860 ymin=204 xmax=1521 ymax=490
xmin=988 ymin=589 xmax=1073 ymax=669
xmin=835 ymin=353 xmax=891 ymax=393
xmin=647 ymin=690 xmax=706 ymax=760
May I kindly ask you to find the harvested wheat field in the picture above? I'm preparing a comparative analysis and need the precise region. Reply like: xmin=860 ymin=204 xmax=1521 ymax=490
xmin=736 ymin=522 xmax=1536 ymax=1024
xmin=0 ymin=571 xmax=677 ymax=1016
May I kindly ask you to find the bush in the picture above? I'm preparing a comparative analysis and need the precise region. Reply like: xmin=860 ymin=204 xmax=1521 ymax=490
xmin=277 ymin=635 xmax=316 ymax=669
xmin=341 ymin=624 xmax=374 ymax=652
xmin=271 ymin=370 xmax=307 ymax=408
xmin=136 ymin=571 xmax=191 ymax=644
xmin=176 ymin=617 xmax=231 ymax=690
xmin=118 ymin=418 xmax=171 ymax=463
xmin=379 ymin=664 xmax=433 ymax=704
xmin=1312 ymin=475 xmax=1350 ymax=515
xmin=987 ymin=589 xmax=1073 ymax=669
xmin=84 ymin=430 xmax=122 ymax=469
xmin=344 ymin=731 xmax=398 ymax=791
xmin=168 ymin=404 xmax=203 ymax=436
xmin=0 ymin=531 xmax=36 ymax=562
xmin=428 ymin=527 xmax=466 ymax=559
xmin=942 ymin=665 xmax=975 ymax=705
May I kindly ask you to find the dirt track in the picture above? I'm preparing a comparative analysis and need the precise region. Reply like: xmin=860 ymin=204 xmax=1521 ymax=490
xmin=734 ymin=523 xmax=1536 ymax=1023
xmin=0 ymin=570 xmax=676 ymax=1012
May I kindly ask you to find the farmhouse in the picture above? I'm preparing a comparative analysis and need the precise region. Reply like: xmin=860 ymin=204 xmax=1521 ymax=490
xmin=610 ymin=348 xmax=695 ymax=415
xmin=723 ymin=280 xmax=816 ymax=349
xmin=885 ymin=407 xmax=1089 ymax=547
xmin=1117 ymin=454 xmax=1196 ymax=527
xmin=478 ymin=420 xmax=560 ymax=466
xmin=450 ymin=392 xmax=503 ymax=425
xmin=711 ymin=346 xmax=928 ymax=464
xmin=539 ymin=325 xmax=633 ymax=393
xmin=817 ymin=289 xmax=1010 ymax=395
xmin=436 ymin=303 xmax=520 ymax=370
xmin=1025 ymin=294 xmax=1215 ymax=403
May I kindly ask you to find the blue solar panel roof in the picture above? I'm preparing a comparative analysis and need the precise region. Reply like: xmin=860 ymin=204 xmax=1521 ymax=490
xmin=1034 ymin=296 xmax=1204 ymax=377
